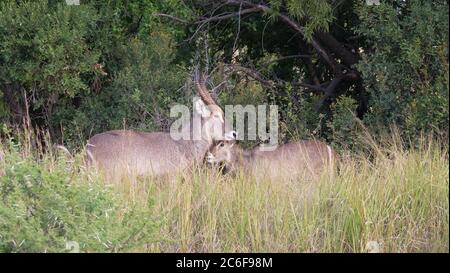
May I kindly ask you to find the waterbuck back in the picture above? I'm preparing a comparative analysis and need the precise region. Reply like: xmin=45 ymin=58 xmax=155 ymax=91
xmin=207 ymin=140 xmax=336 ymax=181
xmin=86 ymin=76 xmax=236 ymax=181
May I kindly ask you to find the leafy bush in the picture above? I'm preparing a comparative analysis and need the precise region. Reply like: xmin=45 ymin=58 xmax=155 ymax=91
xmin=0 ymin=0 xmax=189 ymax=146
xmin=0 ymin=0 xmax=448 ymax=150
xmin=327 ymin=95 xmax=360 ymax=151
xmin=55 ymin=32 xmax=187 ymax=145
xmin=0 ymin=142 xmax=160 ymax=253
xmin=0 ymin=0 xmax=100 ymax=129
xmin=356 ymin=0 xmax=449 ymax=138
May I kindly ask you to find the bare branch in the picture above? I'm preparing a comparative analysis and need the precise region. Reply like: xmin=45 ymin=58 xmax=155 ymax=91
xmin=315 ymin=31 xmax=360 ymax=67
xmin=221 ymin=0 xmax=337 ymax=70
xmin=315 ymin=76 xmax=344 ymax=111
xmin=232 ymin=0 xmax=244 ymax=53
xmin=153 ymin=13 xmax=189 ymax=24
xmin=224 ymin=63 xmax=326 ymax=93
xmin=224 ymin=64 xmax=276 ymax=88
xmin=155 ymin=0 xmax=356 ymax=75
xmin=196 ymin=7 xmax=261 ymax=24
xmin=293 ymin=82 xmax=327 ymax=92
xmin=259 ymin=54 xmax=312 ymax=67
xmin=211 ymin=81 xmax=228 ymax=94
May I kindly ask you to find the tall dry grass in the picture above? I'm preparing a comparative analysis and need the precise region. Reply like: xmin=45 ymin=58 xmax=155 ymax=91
xmin=0 ymin=128 xmax=448 ymax=252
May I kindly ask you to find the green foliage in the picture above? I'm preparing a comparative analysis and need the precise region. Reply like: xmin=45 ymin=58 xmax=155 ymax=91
xmin=199 ymin=0 xmax=448 ymax=148
xmin=0 ymin=0 xmax=190 ymax=145
xmin=327 ymin=96 xmax=360 ymax=151
xmin=356 ymin=0 xmax=449 ymax=138
xmin=0 ymin=0 xmax=448 ymax=150
xmin=0 ymin=0 xmax=447 ymax=254
xmin=275 ymin=86 xmax=324 ymax=141
xmin=0 ymin=0 xmax=100 ymax=125
xmin=267 ymin=0 xmax=332 ymax=39
xmin=0 ymin=142 xmax=160 ymax=253
xmin=285 ymin=0 xmax=332 ymax=38
xmin=55 ymin=32 xmax=186 ymax=145
xmin=1 ymin=129 xmax=448 ymax=253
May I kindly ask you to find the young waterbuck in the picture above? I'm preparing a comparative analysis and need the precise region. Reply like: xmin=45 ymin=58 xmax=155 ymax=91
xmin=206 ymin=140 xmax=336 ymax=180
xmin=86 ymin=75 xmax=237 ymax=180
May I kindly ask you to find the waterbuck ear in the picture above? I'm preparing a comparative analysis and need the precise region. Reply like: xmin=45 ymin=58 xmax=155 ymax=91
xmin=194 ymin=97 xmax=211 ymax=118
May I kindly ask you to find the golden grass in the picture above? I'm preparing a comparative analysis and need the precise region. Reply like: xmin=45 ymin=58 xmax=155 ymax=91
xmin=1 ymin=130 xmax=448 ymax=253
xmin=104 ymin=135 xmax=449 ymax=253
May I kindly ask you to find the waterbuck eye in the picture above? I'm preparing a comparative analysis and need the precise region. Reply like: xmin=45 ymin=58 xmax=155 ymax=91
xmin=219 ymin=142 xmax=225 ymax=147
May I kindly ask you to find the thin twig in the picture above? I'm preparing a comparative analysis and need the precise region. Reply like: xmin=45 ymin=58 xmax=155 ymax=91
xmin=153 ymin=13 xmax=189 ymax=24
xmin=232 ymin=1 xmax=244 ymax=53
xmin=259 ymin=54 xmax=312 ymax=67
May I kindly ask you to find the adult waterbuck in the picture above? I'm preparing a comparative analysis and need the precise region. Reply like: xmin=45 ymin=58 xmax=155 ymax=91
xmin=86 ymin=76 xmax=237 ymax=181
xmin=206 ymin=140 xmax=336 ymax=181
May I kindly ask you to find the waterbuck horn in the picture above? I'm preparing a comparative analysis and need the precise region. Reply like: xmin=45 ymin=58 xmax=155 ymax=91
xmin=195 ymin=73 xmax=216 ymax=106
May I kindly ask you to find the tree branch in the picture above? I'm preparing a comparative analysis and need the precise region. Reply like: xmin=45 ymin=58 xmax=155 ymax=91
xmin=315 ymin=31 xmax=360 ymax=67
xmin=316 ymin=76 xmax=344 ymax=111
xmin=259 ymin=54 xmax=311 ymax=67
xmin=293 ymin=82 xmax=327 ymax=92
xmin=155 ymin=1 xmax=342 ymax=72
xmin=153 ymin=13 xmax=189 ymax=24
xmin=225 ymin=64 xmax=275 ymax=88
xmin=156 ymin=0 xmax=364 ymax=113
xmin=196 ymin=7 xmax=261 ymax=24
xmin=223 ymin=0 xmax=337 ymax=69
xmin=225 ymin=64 xmax=327 ymax=94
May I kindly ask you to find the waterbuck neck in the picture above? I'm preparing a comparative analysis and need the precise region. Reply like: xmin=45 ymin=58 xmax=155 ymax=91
xmin=193 ymin=138 xmax=211 ymax=161
xmin=177 ymin=115 xmax=214 ymax=162
xmin=226 ymin=145 xmax=252 ymax=171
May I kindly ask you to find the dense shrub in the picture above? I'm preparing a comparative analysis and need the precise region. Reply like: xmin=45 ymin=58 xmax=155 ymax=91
xmin=0 ymin=0 xmax=189 ymax=146
xmin=356 ymin=0 xmax=449 ymax=139
xmin=0 ymin=141 xmax=160 ymax=252
xmin=0 ymin=0 xmax=448 ymax=150
xmin=327 ymin=96 xmax=360 ymax=151
xmin=55 ymin=32 xmax=187 ymax=146
xmin=0 ymin=0 xmax=100 ymax=132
